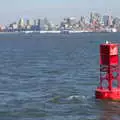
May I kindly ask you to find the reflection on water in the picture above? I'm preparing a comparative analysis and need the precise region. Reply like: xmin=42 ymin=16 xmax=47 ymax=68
xmin=100 ymin=101 xmax=120 ymax=120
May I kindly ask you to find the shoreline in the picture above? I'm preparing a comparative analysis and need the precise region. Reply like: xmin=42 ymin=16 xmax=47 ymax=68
xmin=0 ymin=30 xmax=118 ymax=34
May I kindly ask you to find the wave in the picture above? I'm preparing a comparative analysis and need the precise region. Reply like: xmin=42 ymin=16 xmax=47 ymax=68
xmin=48 ymin=94 xmax=94 ymax=104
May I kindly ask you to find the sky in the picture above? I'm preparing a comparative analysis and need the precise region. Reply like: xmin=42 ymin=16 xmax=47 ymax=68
xmin=0 ymin=0 xmax=120 ymax=25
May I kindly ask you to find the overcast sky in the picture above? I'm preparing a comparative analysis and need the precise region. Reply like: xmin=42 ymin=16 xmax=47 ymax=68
xmin=0 ymin=0 xmax=119 ymax=25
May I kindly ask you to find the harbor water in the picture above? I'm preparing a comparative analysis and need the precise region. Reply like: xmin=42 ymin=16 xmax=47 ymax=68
xmin=0 ymin=33 xmax=119 ymax=120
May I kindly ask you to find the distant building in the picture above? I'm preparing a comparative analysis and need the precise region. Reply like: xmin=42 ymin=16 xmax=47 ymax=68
xmin=90 ymin=12 xmax=94 ymax=24
xmin=18 ymin=18 xmax=25 ymax=29
xmin=26 ymin=19 xmax=32 ymax=26
xmin=0 ymin=25 xmax=5 ymax=31
xmin=8 ymin=22 xmax=18 ymax=31
xmin=68 ymin=17 xmax=76 ymax=26
xmin=39 ymin=19 xmax=45 ymax=30
xmin=26 ymin=19 xmax=33 ymax=30
xmin=108 ymin=15 xmax=113 ymax=26
xmin=44 ymin=17 xmax=49 ymax=25
xmin=103 ymin=15 xmax=109 ymax=26
xmin=36 ymin=19 xmax=41 ymax=30
xmin=33 ymin=19 xmax=37 ymax=26
xmin=37 ymin=19 xmax=40 ymax=27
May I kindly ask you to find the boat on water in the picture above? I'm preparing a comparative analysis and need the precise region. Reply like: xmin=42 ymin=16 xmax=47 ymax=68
xmin=60 ymin=29 xmax=70 ymax=34
xmin=24 ymin=31 xmax=33 ymax=34
xmin=40 ymin=31 xmax=60 ymax=33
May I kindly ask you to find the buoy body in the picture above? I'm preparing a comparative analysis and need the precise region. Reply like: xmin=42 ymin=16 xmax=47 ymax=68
xmin=95 ymin=42 xmax=120 ymax=100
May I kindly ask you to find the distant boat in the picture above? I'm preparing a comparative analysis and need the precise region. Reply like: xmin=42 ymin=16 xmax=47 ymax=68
xmin=24 ymin=31 xmax=33 ymax=34
xmin=60 ymin=30 xmax=69 ymax=34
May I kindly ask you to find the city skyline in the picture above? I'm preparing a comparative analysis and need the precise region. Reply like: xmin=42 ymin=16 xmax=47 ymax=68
xmin=0 ymin=0 xmax=120 ymax=25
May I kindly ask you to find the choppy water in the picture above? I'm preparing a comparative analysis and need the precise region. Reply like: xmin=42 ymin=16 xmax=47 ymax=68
xmin=0 ymin=33 xmax=119 ymax=120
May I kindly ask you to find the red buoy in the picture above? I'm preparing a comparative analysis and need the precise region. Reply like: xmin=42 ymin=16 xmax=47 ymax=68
xmin=95 ymin=41 xmax=120 ymax=100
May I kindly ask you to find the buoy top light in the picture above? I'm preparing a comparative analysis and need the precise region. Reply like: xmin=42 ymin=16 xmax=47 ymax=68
xmin=105 ymin=40 xmax=109 ymax=44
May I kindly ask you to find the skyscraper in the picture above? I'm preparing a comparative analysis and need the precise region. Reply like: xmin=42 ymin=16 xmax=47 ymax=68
xmin=26 ymin=19 xmax=32 ymax=26
xmin=103 ymin=15 xmax=109 ymax=26
xmin=90 ymin=12 xmax=93 ymax=24
xmin=18 ymin=18 xmax=24 ymax=28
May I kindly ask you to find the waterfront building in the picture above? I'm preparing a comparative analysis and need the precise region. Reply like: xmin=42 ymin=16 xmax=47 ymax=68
xmin=0 ymin=25 xmax=5 ymax=32
xmin=37 ymin=19 xmax=40 ymax=26
xmin=26 ymin=19 xmax=33 ymax=30
xmin=113 ymin=17 xmax=120 ymax=27
xmin=18 ymin=18 xmax=25 ymax=29
xmin=39 ymin=19 xmax=45 ymax=31
xmin=8 ymin=22 xmax=18 ymax=31
xmin=44 ymin=24 xmax=49 ymax=31
xmin=12 ymin=23 xmax=18 ymax=30
xmin=47 ymin=21 xmax=53 ymax=31
xmin=68 ymin=17 xmax=76 ymax=26
xmin=30 ymin=19 xmax=38 ymax=31
xmin=90 ymin=12 xmax=94 ymax=24
xmin=108 ymin=15 xmax=113 ymax=26
xmin=33 ymin=19 xmax=37 ymax=26
xmin=80 ymin=16 xmax=85 ymax=24
xmin=103 ymin=15 xmax=109 ymax=26
xmin=43 ymin=18 xmax=49 ymax=25
xmin=36 ymin=19 xmax=41 ymax=30
xmin=26 ymin=19 xmax=32 ymax=26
